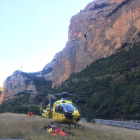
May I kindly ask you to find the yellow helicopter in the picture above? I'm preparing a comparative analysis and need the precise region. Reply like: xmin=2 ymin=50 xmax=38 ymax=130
xmin=40 ymin=92 xmax=82 ymax=125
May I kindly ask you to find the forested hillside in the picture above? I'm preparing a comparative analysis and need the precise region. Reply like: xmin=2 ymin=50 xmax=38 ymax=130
xmin=57 ymin=43 xmax=140 ymax=120
xmin=0 ymin=43 xmax=140 ymax=120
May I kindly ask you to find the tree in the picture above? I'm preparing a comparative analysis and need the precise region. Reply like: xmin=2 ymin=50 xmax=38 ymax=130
xmin=130 ymin=103 xmax=138 ymax=113
xmin=134 ymin=86 xmax=140 ymax=104
xmin=28 ymin=104 xmax=40 ymax=115
xmin=108 ymin=95 xmax=115 ymax=109
xmin=123 ymin=104 xmax=130 ymax=115
xmin=124 ymin=72 xmax=131 ymax=83
xmin=123 ymin=91 xmax=133 ymax=105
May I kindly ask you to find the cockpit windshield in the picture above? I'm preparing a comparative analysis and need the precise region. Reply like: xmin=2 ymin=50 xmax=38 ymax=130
xmin=61 ymin=103 xmax=76 ymax=113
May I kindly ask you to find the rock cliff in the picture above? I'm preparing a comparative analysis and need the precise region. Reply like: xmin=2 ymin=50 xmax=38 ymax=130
xmin=0 ymin=70 xmax=36 ymax=104
xmin=52 ymin=0 xmax=140 ymax=87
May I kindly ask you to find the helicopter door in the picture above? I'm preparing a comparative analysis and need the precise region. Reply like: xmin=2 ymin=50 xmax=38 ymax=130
xmin=54 ymin=104 xmax=64 ymax=120
xmin=55 ymin=104 xmax=64 ymax=114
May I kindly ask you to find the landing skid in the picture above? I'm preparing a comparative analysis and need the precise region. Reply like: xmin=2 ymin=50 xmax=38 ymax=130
xmin=68 ymin=123 xmax=84 ymax=129
xmin=51 ymin=121 xmax=85 ymax=129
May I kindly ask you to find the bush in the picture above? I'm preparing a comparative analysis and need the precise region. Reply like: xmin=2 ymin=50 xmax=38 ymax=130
xmin=89 ymin=3 xmax=110 ymax=11
xmin=86 ymin=111 xmax=94 ymax=122
xmin=28 ymin=104 xmax=40 ymax=115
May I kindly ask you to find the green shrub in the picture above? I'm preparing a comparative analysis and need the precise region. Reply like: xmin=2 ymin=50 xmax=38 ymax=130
xmin=28 ymin=104 xmax=40 ymax=115
xmin=86 ymin=111 xmax=94 ymax=122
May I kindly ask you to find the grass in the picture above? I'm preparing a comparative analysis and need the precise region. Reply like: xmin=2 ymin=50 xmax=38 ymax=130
xmin=0 ymin=113 xmax=140 ymax=140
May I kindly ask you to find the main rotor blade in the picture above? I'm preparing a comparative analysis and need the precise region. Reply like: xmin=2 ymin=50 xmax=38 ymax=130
xmin=54 ymin=94 xmax=62 ymax=96
xmin=68 ymin=94 xmax=73 ymax=96
xmin=38 ymin=92 xmax=53 ymax=95
xmin=47 ymin=94 xmax=56 ymax=100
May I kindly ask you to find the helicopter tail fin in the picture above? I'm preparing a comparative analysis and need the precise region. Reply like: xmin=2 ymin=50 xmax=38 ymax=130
xmin=46 ymin=94 xmax=56 ymax=110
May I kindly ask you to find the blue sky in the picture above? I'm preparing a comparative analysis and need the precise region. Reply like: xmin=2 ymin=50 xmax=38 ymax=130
xmin=0 ymin=0 xmax=93 ymax=87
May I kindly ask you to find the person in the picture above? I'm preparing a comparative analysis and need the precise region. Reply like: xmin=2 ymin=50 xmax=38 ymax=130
xmin=29 ymin=112 xmax=31 ymax=116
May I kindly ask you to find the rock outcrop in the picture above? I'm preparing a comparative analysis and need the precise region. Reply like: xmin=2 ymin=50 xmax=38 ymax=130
xmin=0 ymin=70 xmax=36 ymax=104
xmin=29 ymin=92 xmax=40 ymax=104
xmin=52 ymin=0 xmax=140 ymax=87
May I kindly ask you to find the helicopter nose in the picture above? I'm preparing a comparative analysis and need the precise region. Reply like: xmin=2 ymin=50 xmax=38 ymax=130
xmin=72 ymin=110 xmax=80 ymax=119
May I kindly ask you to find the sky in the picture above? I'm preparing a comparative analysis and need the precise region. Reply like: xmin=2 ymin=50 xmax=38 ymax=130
xmin=0 ymin=0 xmax=94 ymax=87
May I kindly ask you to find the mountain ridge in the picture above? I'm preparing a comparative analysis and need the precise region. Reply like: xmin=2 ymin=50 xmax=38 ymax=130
xmin=0 ymin=0 xmax=140 ymax=104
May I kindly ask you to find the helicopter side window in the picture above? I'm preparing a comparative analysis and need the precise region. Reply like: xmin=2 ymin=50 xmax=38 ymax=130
xmin=55 ymin=105 xmax=58 ymax=112
xmin=60 ymin=105 xmax=65 ymax=113
xmin=58 ymin=105 xmax=61 ymax=113
xmin=55 ymin=105 xmax=64 ymax=114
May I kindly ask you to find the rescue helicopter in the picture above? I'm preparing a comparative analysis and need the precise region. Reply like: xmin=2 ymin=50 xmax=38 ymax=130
xmin=40 ymin=92 xmax=82 ymax=126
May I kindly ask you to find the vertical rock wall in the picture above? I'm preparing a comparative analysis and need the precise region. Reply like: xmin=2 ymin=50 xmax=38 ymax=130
xmin=52 ymin=0 xmax=140 ymax=87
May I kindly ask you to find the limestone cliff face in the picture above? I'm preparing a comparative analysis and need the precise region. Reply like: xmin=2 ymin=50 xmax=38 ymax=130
xmin=42 ymin=57 xmax=56 ymax=81
xmin=52 ymin=0 xmax=140 ymax=87
xmin=0 ymin=70 xmax=36 ymax=105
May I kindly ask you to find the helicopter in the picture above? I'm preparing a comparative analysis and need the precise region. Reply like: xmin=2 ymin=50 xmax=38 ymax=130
xmin=40 ymin=92 xmax=82 ymax=125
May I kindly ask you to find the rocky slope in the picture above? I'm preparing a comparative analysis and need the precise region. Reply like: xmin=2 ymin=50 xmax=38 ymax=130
xmin=0 ymin=66 xmax=53 ymax=105
xmin=1 ymin=0 xmax=140 ymax=104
